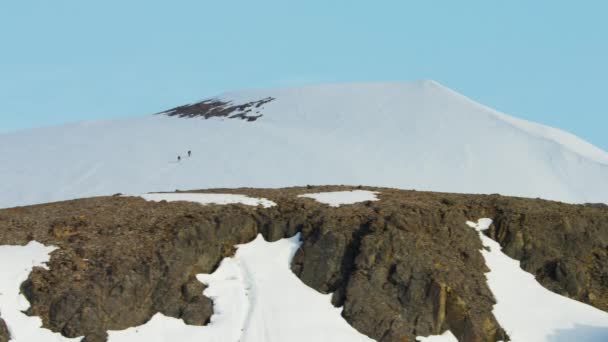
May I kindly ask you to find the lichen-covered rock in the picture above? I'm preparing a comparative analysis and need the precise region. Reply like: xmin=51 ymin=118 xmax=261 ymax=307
xmin=15 ymin=202 xmax=261 ymax=340
xmin=1 ymin=186 xmax=606 ymax=341
xmin=486 ymin=199 xmax=608 ymax=311
xmin=289 ymin=195 xmax=507 ymax=341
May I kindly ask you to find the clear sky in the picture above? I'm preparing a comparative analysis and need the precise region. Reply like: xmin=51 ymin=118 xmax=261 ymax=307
xmin=1 ymin=1 xmax=607 ymax=150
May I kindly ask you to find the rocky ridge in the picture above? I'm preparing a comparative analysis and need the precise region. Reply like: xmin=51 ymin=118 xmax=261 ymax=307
xmin=0 ymin=186 xmax=606 ymax=341
xmin=158 ymin=97 xmax=274 ymax=121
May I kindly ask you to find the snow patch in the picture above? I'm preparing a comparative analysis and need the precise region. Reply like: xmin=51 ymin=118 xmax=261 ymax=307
xmin=467 ymin=219 xmax=608 ymax=342
xmin=139 ymin=193 xmax=276 ymax=208
xmin=109 ymin=234 xmax=373 ymax=342
xmin=416 ymin=330 xmax=458 ymax=342
xmin=298 ymin=190 xmax=379 ymax=207
xmin=0 ymin=242 xmax=79 ymax=341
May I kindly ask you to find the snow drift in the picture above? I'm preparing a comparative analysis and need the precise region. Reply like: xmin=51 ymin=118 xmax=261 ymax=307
xmin=1 ymin=80 xmax=607 ymax=208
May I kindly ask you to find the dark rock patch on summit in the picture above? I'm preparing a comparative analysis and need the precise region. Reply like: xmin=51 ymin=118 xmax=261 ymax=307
xmin=158 ymin=97 xmax=274 ymax=121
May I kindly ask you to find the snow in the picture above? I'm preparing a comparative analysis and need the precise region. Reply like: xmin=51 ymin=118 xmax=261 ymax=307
xmin=0 ymin=242 xmax=79 ymax=341
xmin=434 ymin=81 xmax=608 ymax=166
xmin=298 ymin=190 xmax=379 ymax=207
xmin=108 ymin=234 xmax=374 ymax=342
xmin=108 ymin=313 xmax=228 ymax=342
xmin=416 ymin=330 xmax=458 ymax=342
xmin=467 ymin=219 xmax=608 ymax=342
xmin=139 ymin=193 xmax=276 ymax=208
xmin=2 ymin=80 xmax=608 ymax=208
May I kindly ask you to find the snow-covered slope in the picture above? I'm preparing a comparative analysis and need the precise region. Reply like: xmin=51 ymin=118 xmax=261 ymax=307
xmin=1 ymin=80 xmax=607 ymax=208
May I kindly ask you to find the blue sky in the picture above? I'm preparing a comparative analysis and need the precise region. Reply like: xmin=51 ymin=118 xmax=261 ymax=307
xmin=1 ymin=1 xmax=607 ymax=150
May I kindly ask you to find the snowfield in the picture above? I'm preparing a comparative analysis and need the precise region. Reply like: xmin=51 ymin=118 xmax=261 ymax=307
xmin=109 ymin=234 xmax=373 ymax=342
xmin=298 ymin=190 xmax=379 ymax=206
xmin=1 ymin=81 xmax=608 ymax=208
xmin=139 ymin=193 xmax=276 ymax=208
xmin=467 ymin=219 xmax=608 ymax=342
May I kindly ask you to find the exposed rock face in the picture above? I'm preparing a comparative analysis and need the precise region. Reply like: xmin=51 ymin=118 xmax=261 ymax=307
xmin=288 ymin=199 xmax=505 ymax=341
xmin=8 ymin=201 xmax=260 ymax=340
xmin=485 ymin=200 xmax=608 ymax=311
xmin=0 ymin=186 xmax=606 ymax=341
xmin=0 ymin=317 xmax=9 ymax=342
xmin=158 ymin=97 xmax=274 ymax=121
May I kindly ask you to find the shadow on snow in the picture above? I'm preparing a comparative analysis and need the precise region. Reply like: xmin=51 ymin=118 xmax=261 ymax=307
xmin=548 ymin=324 xmax=608 ymax=342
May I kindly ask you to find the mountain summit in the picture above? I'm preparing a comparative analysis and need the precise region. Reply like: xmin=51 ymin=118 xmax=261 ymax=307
xmin=1 ymin=81 xmax=607 ymax=208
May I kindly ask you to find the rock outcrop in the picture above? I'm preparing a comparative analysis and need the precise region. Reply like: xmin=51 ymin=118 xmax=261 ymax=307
xmin=0 ymin=317 xmax=9 ymax=342
xmin=485 ymin=199 xmax=608 ymax=311
xmin=158 ymin=97 xmax=274 ymax=121
xmin=0 ymin=186 xmax=606 ymax=341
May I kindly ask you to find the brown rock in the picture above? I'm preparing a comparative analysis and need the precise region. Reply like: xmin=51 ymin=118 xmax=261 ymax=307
xmin=0 ymin=317 xmax=9 ymax=342
xmin=1 ymin=186 xmax=607 ymax=341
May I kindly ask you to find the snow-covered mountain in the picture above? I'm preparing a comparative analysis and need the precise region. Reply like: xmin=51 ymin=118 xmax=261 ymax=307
xmin=1 ymin=80 xmax=607 ymax=208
